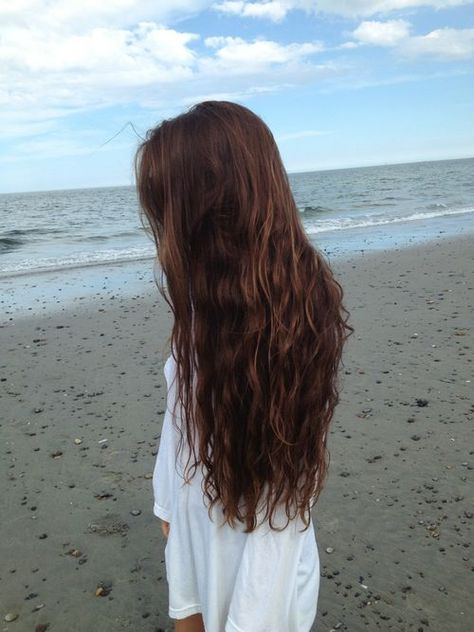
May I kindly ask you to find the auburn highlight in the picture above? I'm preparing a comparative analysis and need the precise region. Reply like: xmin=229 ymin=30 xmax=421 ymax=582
xmin=135 ymin=100 xmax=354 ymax=533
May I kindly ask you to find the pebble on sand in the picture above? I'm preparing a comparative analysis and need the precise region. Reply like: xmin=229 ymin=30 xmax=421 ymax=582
xmin=4 ymin=612 xmax=19 ymax=622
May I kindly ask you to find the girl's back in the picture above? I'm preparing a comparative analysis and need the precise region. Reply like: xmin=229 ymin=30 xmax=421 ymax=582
xmin=153 ymin=353 xmax=320 ymax=632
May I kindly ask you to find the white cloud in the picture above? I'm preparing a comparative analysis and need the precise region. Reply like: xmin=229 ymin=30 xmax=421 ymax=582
xmin=211 ymin=1 xmax=290 ymax=21
xmin=0 ymin=20 xmax=200 ymax=137
xmin=212 ymin=0 xmax=473 ymax=19
xmin=349 ymin=21 xmax=474 ymax=59
xmin=401 ymin=27 xmax=474 ymax=59
xmin=3 ymin=0 xmax=472 ymax=165
xmin=353 ymin=19 xmax=411 ymax=45
xmin=0 ymin=22 xmax=199 ymax=76
xmin=0 ymin=1 xmax=335 ymax=154
xmin=316 ymin=0 xmax=472 ymax=17
xmin=203 ymin=35 xmax=324 ymax=64
xmin=338 ymin=41 xmax=363 ymax=49
xmin=0 ymin=0 xmax=211 ymax=30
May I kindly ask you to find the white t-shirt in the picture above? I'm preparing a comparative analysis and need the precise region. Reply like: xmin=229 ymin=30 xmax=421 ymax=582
xmin=152 ymin=352 xmax=320 ymax=632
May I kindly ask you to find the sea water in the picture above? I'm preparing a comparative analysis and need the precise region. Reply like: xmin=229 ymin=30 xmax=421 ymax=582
xmin=1 ymin=157 xmax=473 ymax=316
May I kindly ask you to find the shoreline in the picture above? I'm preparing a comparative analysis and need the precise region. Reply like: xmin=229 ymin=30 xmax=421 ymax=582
xmin=3 ymin=223 xmax=474 ymax=324
xmin=1 ymin=233 xmax=473 ymax=631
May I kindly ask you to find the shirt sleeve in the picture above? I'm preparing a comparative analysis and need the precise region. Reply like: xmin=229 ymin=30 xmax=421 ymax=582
xmin=152 ymin=354 xmax=177 ymax=522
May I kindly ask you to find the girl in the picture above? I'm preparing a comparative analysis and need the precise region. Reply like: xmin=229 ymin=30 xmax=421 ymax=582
xmin=134 ymin=101 xmax=353 ymax=632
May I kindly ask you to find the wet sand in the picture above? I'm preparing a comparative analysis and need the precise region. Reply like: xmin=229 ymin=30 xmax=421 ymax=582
xmin=1 ymin=233 xmax=472 ymax=631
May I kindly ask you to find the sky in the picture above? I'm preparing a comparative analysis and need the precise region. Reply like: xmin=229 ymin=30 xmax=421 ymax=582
xmin=0 ymin=0 xmax=473 ymax=193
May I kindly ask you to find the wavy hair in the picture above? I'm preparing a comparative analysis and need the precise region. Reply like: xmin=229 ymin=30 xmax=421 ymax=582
xmin=135 ymin=100 xmax=354 ymax=533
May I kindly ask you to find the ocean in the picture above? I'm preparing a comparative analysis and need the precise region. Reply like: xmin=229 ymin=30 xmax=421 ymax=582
xmin=1 ymin=157 xmax=474 ymax=278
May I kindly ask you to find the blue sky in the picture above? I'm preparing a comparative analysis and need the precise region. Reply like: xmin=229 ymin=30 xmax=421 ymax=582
xmin=0 ymin=0 xmax=473 ymax=193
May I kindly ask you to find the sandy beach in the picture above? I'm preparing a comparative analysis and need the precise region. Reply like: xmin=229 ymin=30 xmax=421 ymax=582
xmin=1 ymin=233 xmax=473 ymax=632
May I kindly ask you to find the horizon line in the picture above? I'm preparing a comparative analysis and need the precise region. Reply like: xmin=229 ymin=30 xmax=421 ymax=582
xmin=1 ymin=154 xmax=473 ymax=196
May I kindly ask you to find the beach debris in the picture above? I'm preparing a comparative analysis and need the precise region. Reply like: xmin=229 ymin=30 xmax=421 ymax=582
xmin=326 ymin=547 xmax=334 ymax=554
xmin=74 ymin=438 xmax=82 ymax=445
xmin=94 ymin=491 xmax=113 ymax=500
xmin=4 ymin=612 xmax=18 ymax=622
xmin=130 ymin=509 xmax=142 ymax=516
xmin=35 ymin=624 xmax=50 ymax=632
xmin=33 ymin=407 xmax=44 ymax=413
xmin=32 ymin=603 xmax=45 ymax=611
xmin=415 ymin=398 xmax=429 ymax=407
xmin=95 ymin=581 xmax=112 ymax=597
xmin=50 ymin=450 xmax=63 ymax=458
xmin=98 ymin=438 xmax=108 ymax=444
xmin=66 ymin=548 xmax=82 ymax=558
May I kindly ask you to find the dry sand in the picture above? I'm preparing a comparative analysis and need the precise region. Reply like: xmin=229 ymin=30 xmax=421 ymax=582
xmin=1 ymin=234 xmax=472 ymax=632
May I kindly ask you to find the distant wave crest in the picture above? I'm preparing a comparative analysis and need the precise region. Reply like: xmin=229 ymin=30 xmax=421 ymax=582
xmin=0 ymin=236 xmax=25 ymax=253
xmin=298 ymin=205 xmax=334 ymax=214
xmin=305 ymin=205 xmax=474 ymax=235
xmin=0 ymin=246 xmax=156 ymax=277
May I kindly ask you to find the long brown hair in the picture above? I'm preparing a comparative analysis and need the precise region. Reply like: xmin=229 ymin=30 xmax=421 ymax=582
xmin=135 ymin=100 xmax=354 ymax=533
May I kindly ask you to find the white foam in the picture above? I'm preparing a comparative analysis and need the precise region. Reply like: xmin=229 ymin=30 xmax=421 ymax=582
xmin=305 ymin=205 xmax=474 ymax=235
xmin=0 ymin=246 xmax=156 ymax=277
